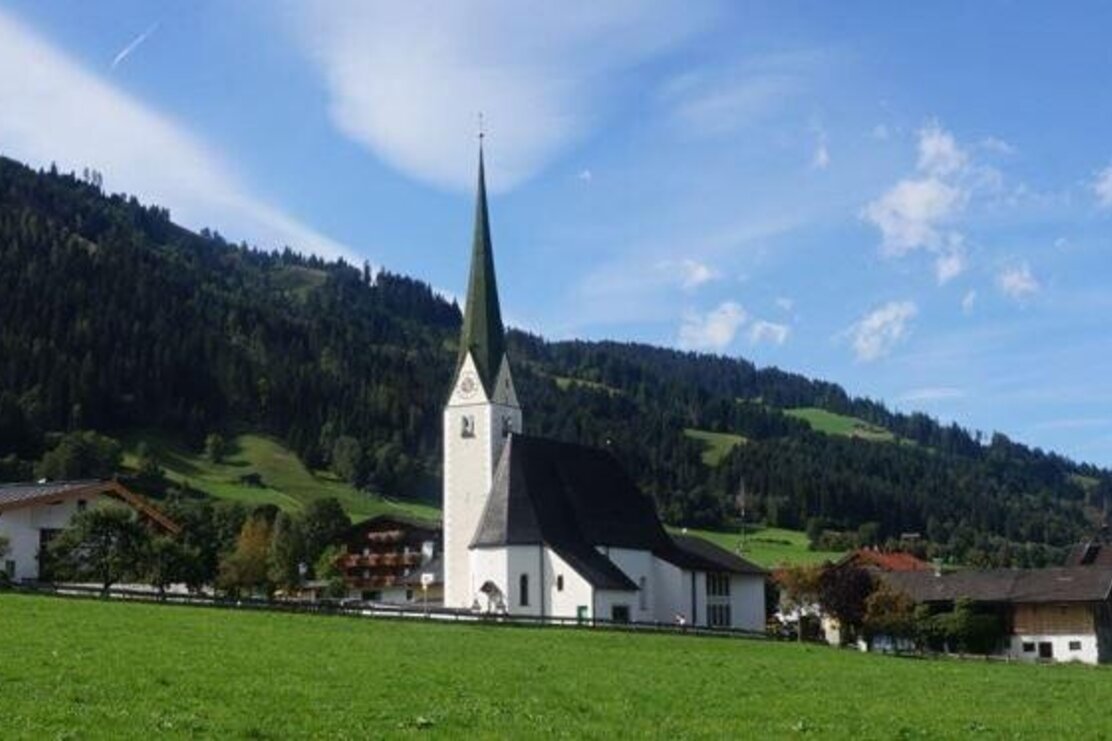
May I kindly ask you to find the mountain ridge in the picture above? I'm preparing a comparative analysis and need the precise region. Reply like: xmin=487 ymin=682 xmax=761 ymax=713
xmin=1 ymin=154 xmax=1107 ymax=566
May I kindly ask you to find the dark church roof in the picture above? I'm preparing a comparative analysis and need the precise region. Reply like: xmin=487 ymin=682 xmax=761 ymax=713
xmin=456 ymin=145 xmax=506 ymax=395
xmin=471 ymin=435 xmax=766 ymax=587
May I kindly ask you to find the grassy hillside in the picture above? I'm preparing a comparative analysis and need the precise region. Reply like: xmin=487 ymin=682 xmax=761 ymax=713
xmin=123 ymin=432 xmax=437 ymax=522
xmin=674 ymin=526 xmax=845 ymax=567
xmin=4 ymin=594 xmax=1110 ymax=739
xmin=683 ymin=428 xmax=746 ymax=466
xmin=786 ymin=407 xmax=895 ymax=442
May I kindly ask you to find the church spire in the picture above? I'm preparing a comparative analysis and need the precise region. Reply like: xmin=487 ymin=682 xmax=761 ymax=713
xmin=457 ymin=141 xmax=506 ymax=394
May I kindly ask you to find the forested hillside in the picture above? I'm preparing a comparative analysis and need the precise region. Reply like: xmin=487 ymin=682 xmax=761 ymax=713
xmin=2 ymin=156 xmax=1108 ymax=565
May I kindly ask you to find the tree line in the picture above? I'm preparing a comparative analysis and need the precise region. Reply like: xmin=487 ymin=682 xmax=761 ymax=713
xmin=1 ymin=156 xmax=1110 ymax=566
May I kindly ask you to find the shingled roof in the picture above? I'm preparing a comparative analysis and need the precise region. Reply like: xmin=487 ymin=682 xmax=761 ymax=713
xmin=0 ymin=479 xmax=179 ymax=533
xmin=880 ymin=567 xmax=1112 ymax=605
xmin=456 ymin=145 xmax=507 ymax=396
xmin=471 ymin=435 xmax=765 ymax=587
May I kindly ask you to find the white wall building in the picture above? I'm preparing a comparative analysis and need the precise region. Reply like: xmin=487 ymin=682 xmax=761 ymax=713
xmin=0 ymin=480 xmax=178 ymax=581
xmin=441 ymin=146 xmax=766 ymax=631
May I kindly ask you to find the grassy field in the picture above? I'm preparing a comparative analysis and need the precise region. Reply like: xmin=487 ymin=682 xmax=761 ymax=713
xmin=675 ymin=525 xmax=845 ymax=568
xmin=786 ymin=407 xmax=896 ymax=442
xmin=3 ymin=593 xmax=1110 ymax=739
xmin=123 ymin=432 xmax=438 ymax=522
xmin=683 ymin=428 xmax=746 ymax=466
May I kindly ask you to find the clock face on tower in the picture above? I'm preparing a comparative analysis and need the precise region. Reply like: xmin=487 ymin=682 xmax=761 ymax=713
xmin=459 ymin=372 xmax=478 ymax=398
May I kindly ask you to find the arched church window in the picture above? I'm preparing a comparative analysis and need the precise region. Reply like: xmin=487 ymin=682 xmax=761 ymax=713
xmin=556 ymin=575 xmax=564 ymax=591
xmin=519 ymin=573 xmax=529 ymax=606
xmin=461 ymin=415 xmax=475 ymax=438
xmin=639 ymin=577 xmax=648 ymax=610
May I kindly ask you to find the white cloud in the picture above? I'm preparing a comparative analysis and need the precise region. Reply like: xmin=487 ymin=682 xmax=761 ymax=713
xmin=775 ymin=297 xmax=794 ymax=312
xmin=293 ymin=1 xmax=713 ymax=192
xmin=0 ymin=10 xmax=353 ymax=261
xmin=980 ymin=136 xmax=1015 ymax=155
xmin=898 ymin=387 xmax=964 ymax=403
xmin=679 ymin=301 xmax=747 ymax=351
xmin=962 ymin=289 xmax=977 ymax=314
xmin=998 ymin=262 xmax=1040 ymax=300
xmin=811 ymin=129 xmax=829 ymax=170
xmin=1094 ymin=162 xmax=1112 ymax=208
xmin=934 ymin=249 xmax=966 ymax=285
xmin=748 ymin=319 xmax=790 ymax=346
xmin=861 ymin=123 xmax=1008 ymax=287
xmin=111 ymin=21 xmax=160 ymax=70
xmin=917 ymin=123 xmax=967 ymax=176
xmin=678 ymin=259 xmax=718 ymax=290
xmin=847 ymin=301 xmax=917 ymax=362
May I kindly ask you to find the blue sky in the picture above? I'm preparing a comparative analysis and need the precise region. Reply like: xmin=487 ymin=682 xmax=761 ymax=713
xmin=2 ymin=1 xmax=1111 ymax=466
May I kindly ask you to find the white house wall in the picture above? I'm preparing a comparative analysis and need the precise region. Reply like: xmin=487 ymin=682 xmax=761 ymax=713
xmin=1005 ymin=633 xmax=1099 ymax=665
xmin=594 ymin=589 xmax=638 ymax=623
xmin=601 ymin=547 xmax=656 ymax=621
xmin=0 ymin=494 xmax=110 ymax=581
xmin=730 ymin=575 xmax=766 ymax=632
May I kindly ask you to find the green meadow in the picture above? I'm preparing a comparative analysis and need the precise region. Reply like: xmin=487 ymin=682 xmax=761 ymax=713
xmin=123 ymin=432 xmax=438 ymax=522
xmin=675 ymin=525 xmax=844 ymax=567
xmin=786 ymin=407 xmax=896 ymax=442
xmin=2 ymin=593 xmax=1109 ymax=739
xmin=683 ymin=428 xmax=746 ymax=466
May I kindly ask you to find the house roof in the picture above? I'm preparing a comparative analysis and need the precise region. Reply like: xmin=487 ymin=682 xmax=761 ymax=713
xmin=670 ymin=534 xmax=767 ymax=576
xmin=471 ymin=434 xmax=764 ymax=587
xmin=456 ymin=145 xmax=506 ymax=396
xmin=400 ymin=556 xmax=444 ymax=586
xmin=880 ymin=566 xmax=1112 ymax=605
xmin=837 ymin=549 xmax=933 ymax=572
xmin=0 ymin=479 xmax=179 ymax=533
xmin=346 ymin=512 xmax=442 ymax=536
xmin=1065 ymin=541 xmax=1112 ymax=567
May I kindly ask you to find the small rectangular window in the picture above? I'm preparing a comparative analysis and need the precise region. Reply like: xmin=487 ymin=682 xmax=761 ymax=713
xmin=611 ymin=605 xmax=630 ymax=623
xmin=3 ymin=560 xmax=14 ymax=578
xmin=1022 ymin=642 xmax=1035 ymax=653
xmin=556 ymin=574 xmax=564 ymax=591
xmin=76 ymin=499 xmax=87 ymax=512
xmin=461 ymin=416 xmax=476 ymax=438
xmin=1069 ymin=640 xmax=1082 ymax=651
xmin=519 ymin=574 xmax=529 ymax=606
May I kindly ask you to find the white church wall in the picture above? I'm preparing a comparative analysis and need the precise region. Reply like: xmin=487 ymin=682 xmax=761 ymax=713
xmin=594 ymin=589 xmax=638 ymax=623
xmin=443 ymin=352 xmax=522 ymax=609
xmin=468 ymin=547 xmax=508 ymax=611
xmin=601 ymin=547 xmax=656 ymax=621
xmin=730 ymin=574 xmax=766 ymax=632
xmin=651 ymin=557 xmax=690 ymax=624
xmin=505 ymin=544 xmax=543 ymax=617
xmin=544 ymin=548 xmax=594 ymax=621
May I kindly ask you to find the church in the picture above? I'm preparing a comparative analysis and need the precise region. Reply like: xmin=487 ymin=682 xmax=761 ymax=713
xmin=442 ymin=146 xmax=766 ymax=630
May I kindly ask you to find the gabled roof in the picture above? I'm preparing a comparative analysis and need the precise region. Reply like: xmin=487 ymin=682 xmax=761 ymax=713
xmin=456 ymin=145 xmax=507 ymax=395
xmin=346 ymin=512 xmax=442 ymax=536
xmin=1065 ymin=541 xmax=1112 ymax=567
xmin=0 ymin=479 xmax=179 ymax=533
xmin=471 ymin=435 xmax=764 ymax=585
xmin=880 ymin=567 xmax=1112 ymax=605
xmin=670 ymin=534 xmax=767 ymax=576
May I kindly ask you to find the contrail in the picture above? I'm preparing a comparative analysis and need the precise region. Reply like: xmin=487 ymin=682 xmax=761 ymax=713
xmin=111 ymin=21 xmax=160 ymax=70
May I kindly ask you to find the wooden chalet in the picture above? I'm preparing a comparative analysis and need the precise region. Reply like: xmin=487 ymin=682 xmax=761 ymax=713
xmin=334 ymin=513 xmax=442 ymax=604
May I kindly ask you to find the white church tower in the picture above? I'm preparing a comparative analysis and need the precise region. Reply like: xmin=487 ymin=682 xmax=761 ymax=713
xmin=443 ymin=144 xmax=522 ymax=608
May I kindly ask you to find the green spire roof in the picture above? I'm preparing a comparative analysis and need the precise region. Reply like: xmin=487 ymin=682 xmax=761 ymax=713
xmin=457 ymin=145 xmax=506 ymax=393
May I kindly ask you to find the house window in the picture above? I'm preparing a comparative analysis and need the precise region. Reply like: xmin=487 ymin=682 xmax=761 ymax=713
xmin=1070 ymin=640 xmax=1082 ymax=651
xmin=556 ymin=575 xmax=564 ymax=591
xmin=406 ymin=589 xmax=414 ymax=601
xmin=611 ymin=605 xmax=631 ymax=623
xmin=76 ymin=499 xmax=87 ymax=512
xmin=1022 ymin=642 xmax=1035 ymax=653
xmin=638 ymin=577 xmax=648 ymax=610
xmin=461 ymin=416 xmax=475 ymax=438
xmin=3 ymin=560 xmax=14 ymax=579
xmin=709 ymin=603 xmax=732 ymax=628
xmin=707 ymin=572 xmax=730 ymax=597
xmin=519 ymin=574 xmax=529 ymax=606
